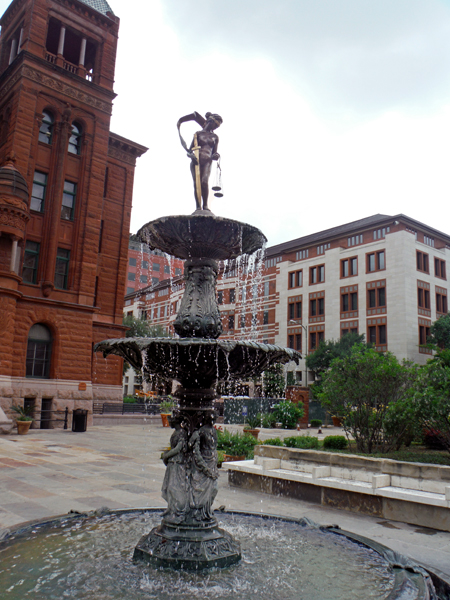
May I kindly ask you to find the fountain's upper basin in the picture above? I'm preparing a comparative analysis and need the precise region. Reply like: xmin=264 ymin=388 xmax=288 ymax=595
xmin=94 ymin=337 xmax=300 ymax=388
xmin=137 ymin=212 xmax=267 ymax=260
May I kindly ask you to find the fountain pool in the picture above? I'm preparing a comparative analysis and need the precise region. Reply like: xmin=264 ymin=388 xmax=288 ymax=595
xmin=1 ymin=509 xmax=437 ymax=600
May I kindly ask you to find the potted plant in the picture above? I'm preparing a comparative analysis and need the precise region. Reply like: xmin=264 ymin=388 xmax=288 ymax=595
xmin=159 ymin=398 xmax=175 ymax=427
xmin=11 ymin=403 xmax=34 ymax=435
xmin=243 ymin=414 xmax=261 ymax=439
xmin=331 ymin=415 xmax=342 ymax=427
xmin=217 ymin=429 xmax=257 ymax=461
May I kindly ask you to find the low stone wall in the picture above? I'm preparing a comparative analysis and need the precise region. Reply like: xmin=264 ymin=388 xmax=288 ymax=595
xmin=93 ymin=414 xmax=161 ymax=426
xmin=225 ymin=445 xmax=450 ymax=532
xmin=0 ymin=377 xmax=122 ymax=431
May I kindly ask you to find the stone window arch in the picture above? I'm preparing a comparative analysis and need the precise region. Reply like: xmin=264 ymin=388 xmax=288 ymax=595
xmin=26 ymin=324 xmax=52 ymax=378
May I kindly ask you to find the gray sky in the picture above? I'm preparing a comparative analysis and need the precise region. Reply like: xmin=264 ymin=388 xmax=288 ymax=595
xmin=3 ymin=0 xmax=450 ymax=246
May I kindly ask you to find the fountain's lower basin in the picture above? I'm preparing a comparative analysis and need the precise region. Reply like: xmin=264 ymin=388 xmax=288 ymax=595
xmin=0 ymin=509 xmax=437 ymax=600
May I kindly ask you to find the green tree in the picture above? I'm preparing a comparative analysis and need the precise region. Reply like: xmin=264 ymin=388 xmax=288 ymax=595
xmin=306 ymin=332 xmax=366 ymax=382
xmin=428 ymin=313 xmax=450 ymax=349
xmin=122 ymin=314 xmax=169 ymax=338
xmin=263 ymin=363 xmax=285 ymax=398
xmin=412 ymin=349 xmax=450 ymax=452
xmin=318 ymin=345 xmax=418 ymax=453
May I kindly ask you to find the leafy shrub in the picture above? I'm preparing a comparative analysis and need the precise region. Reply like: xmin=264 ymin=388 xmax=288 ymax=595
xmin=318 ymin=345 xmax=419 ymax=453
xmin=123 ymin=395 xmax=136 ymax=404
xmin=411 ymin=349 xmax=450 ymax=453
xmin=423 ymin=429 xmax=450 ymax=450
xmin=262 ymin=437 xmax=284 ymax=446
xmin=323 ymin=435 xmax=348 ymax=450
xmin=272 ymin=401 xmax=304 ymax=429
xmin=261 ymin=413 xmax=277 ymax=428
xmin=284 ymin=435 xmax=319 ymax=449
xmin=310 ymin=419 xmax=322 ymax=428
xmin=216 ymin=429 xmax=257 ymax=459
xmin=244 ymin=414 xmax=262 ymax=429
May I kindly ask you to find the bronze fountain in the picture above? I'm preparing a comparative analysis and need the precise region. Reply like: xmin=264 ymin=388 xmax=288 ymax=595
xmin=95 ymin=112 xmax=301 ymax=569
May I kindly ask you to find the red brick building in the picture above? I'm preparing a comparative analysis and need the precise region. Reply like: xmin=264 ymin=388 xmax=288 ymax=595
xmin=0 ymin=0 xmax=146 ymax=426
xmin=126 ymin=237 xmax=184 ymax=296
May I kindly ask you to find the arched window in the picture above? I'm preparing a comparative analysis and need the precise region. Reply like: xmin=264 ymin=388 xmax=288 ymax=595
xmin=68 ymin=122 xmax=82 ymax=154
xmin=26 ymin=324 xmax=52 ymax=378
xmin=39 ymin=111 xmax=54 ymax=144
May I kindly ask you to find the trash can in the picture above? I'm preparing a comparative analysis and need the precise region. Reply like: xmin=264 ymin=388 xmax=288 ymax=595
xmin=72 ymin=409 xmax=88 ymax=432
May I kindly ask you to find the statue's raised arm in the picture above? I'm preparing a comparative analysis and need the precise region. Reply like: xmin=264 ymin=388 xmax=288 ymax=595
xmin=177 ymin=112 xmax=222 ymax=211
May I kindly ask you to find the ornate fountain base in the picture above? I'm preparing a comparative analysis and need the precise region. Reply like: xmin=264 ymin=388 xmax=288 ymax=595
xmin=133 ymin=520 xmax=241 ymax=570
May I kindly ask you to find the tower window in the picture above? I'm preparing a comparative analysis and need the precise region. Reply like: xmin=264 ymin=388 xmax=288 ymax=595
xmin=26 ymin=324 xmax=52 ymax=379
xmin=39 ymin=111 xmax=54 ymax=144
xmin=30 ymin=171 xmax=47 ymax=212
xmin=22 ymin=241 xmax=40 ymax=284
xmin=68 ymin=123 xmax=82 ymax=154
xmin=55 ymin=248 xmax=70 ymax=289
xmin=61 ymin=181 xmax=77 ymax=220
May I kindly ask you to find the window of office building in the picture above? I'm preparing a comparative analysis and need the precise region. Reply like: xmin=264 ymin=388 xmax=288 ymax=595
xmin=418 ymin=318 xmax=432 ymax=354
xmin=341 ymin=320 xmax=358 ymax=337
xmin=417 ymin=280 xmax=431 ymax=316
xmin=367 ymin=250 xmax=385 ymax=273
xmin=129 ymin=257 xmax=136 ymax=267
xmin=228 ymin=314 xmax=235 ymax=330
xmin=436 ymin=287 xmax=448 ymax=316
xmin=288 ymin=269 xmax=302 ymax=289
xmin=341 ymin=257 xmax=357 ymax=278
xmin=309 ymin=294 xmax=325 ymax=319
xmin=288 ymin=295 xmax=302 ymax=321
xmin=310 ymin=264 xmax=325 ymax=284
xmin=434 ymin=258 xmax=446 ymax=280
xmin=229 ymin=288 xmax=236 ymax=303
xmin=218 ymin=290 xmax=223 ymax=304
xmin=341 ymin=287 xmax=358 ymax=316
xmin=367 ymin=317 xmax=387 ymax=350
xmin=416 ymin=251 xmax=429 ymax=273
xmin=309 ymin=325 xmax=325 ymax=351
xmin=366 ymin=279 xmax=386 ymax=316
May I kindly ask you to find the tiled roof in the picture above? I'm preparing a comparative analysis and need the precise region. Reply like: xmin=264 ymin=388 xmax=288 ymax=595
xmin=78 ymin=0 xmax=114 ymax=16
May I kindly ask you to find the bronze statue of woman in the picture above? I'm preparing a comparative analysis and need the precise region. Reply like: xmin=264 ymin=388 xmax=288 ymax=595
xmin=177 ymin=112 xmax=223 ymax=211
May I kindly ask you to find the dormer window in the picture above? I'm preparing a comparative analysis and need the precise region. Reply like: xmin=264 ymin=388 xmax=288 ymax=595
xmin=39 ymin=111 xmax=54 ymax=144
xmin=68 ymin=123 xmax=82 ymax=154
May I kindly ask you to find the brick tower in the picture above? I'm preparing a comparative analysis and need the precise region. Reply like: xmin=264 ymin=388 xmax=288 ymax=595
xmin=0 ymin=0 xmax=147 ymax=427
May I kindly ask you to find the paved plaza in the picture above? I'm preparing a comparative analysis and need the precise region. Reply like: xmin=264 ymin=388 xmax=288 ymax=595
xmin=0 ymin=423 xmax=450 ymax=580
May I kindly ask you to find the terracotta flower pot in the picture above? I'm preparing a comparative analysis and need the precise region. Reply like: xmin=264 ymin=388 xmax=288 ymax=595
xmin=160 ymin=414 xmax=171 ymax=427
xmin=17 ymin=420 xmax=32 ymax=435
xmin=243 ymin=428 xmax=260 ymax=440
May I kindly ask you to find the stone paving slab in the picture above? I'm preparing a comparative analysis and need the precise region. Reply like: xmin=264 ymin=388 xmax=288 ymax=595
xmin=0 ymin=424 xmax=449 ymax=578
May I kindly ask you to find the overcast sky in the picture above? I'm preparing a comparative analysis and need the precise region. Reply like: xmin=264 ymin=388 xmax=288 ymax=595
xmin=5 ymin=0 xmax=450 ymax=246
